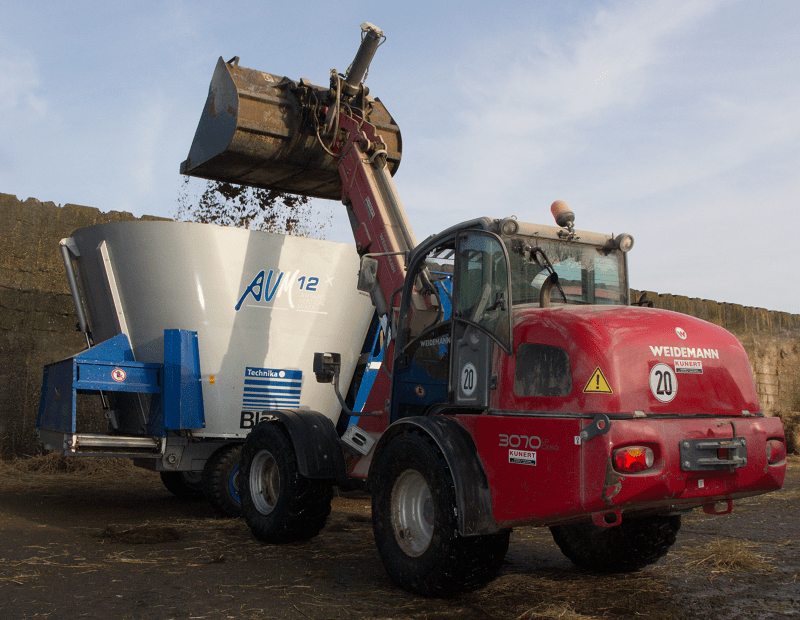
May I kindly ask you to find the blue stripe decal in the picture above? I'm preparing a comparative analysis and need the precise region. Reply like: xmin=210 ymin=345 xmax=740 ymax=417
xmin=244 ymin=379 xmax=303 ymax=388
xmin=243 ymin=367 xmax=302 ymax=409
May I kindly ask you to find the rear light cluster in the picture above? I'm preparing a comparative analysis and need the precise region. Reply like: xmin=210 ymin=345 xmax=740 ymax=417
xmin=766 ymin=439 xmax=786 ymax=464
xmin=613 ymin=446 xmax=655 ymax=473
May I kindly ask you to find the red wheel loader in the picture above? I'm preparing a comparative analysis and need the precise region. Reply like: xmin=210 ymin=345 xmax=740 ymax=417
xmin=181 ymin=24 xmax=786 ymax=595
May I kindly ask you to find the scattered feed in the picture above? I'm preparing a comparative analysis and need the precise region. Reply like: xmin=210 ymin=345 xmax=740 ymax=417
xmin=686 ymin=538 xmax=774 ymax=573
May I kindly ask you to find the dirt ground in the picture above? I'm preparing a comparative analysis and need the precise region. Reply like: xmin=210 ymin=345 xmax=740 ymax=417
xmin=1 ymin=456 xmax=798 ymax=620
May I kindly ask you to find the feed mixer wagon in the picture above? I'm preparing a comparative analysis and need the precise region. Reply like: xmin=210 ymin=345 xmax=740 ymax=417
xmin=37 ymin=221 xmax=375 ymax=516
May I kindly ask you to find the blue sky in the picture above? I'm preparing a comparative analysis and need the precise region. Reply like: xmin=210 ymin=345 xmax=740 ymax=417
xmin=2 ymin=1 xmax=799 ymax=313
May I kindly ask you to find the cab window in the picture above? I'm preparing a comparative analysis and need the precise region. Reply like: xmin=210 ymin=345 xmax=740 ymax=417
xmin=454 ymin=232 xmax=511 ymax=352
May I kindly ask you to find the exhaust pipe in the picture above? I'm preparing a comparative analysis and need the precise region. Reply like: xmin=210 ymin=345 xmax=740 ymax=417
xmin=342 ymin=23 xmax=384 ymax=96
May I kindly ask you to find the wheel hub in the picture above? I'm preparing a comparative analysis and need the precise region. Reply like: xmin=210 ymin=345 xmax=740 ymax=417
xmin=391 ymin=469 xmax=434 ymax=557
xmin=250 ymin=449 xmax=280 ymax=515
xmin=182 ymin=471 xmax=203 ymax=489
xmin=229 ymin=465 xmax=241 ymax=504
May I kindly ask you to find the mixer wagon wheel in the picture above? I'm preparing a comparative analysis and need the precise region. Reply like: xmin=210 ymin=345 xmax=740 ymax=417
xmin=372 ymin=431 xmax=509 ymax=596
xmin=240 ymin=421 xmax=332 ymax=543
xmin=160 ymin=471 xmax=204 ymax=499
xmin=202 ymin=444 xmax=243 ymax=518
xmin=550 ymin=514 xmax=681 ymax=573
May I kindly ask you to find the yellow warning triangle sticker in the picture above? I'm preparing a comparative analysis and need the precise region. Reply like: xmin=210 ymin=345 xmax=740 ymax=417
xmin=583 ymin=367 xmax=613 ymax=394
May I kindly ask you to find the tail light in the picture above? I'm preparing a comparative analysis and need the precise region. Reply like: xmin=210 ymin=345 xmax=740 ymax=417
xmin=613 ymin=446 xmax=655 ymax=473
xmin=766 ymin=439 xmax=786 ymax=464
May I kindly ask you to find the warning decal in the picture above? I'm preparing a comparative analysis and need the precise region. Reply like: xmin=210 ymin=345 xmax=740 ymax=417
xmin=583 ymin=367 xmax=613 ymax=394
xmin=649 ymin=363 xmax=677 ymax=403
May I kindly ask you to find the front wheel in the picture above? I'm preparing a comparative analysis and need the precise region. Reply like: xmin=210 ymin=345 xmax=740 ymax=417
xmin=550 ymin=514 xmax=681 ymax=573
xmin=240 ymin=421 xmax=332 ymax=543
xmin=372 ymin=432 xmax=509 ymax=596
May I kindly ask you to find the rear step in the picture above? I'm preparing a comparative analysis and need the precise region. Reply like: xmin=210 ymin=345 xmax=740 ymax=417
xmin=37 ymin=429 xmax=162 ymax=457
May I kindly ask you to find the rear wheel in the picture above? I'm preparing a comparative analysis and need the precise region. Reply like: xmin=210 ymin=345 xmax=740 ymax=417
xmin=550 ymin=514 xmax=681 ymax=573
xmin=202 ymin=444 xmax=243 ymax=518
xmin=372 ymin=432 xmax=509 ymax=596
xmin=240 ymin=421 xmax=332 ymax=543
xmin=160 ymin=471 xmax=204 ymax=499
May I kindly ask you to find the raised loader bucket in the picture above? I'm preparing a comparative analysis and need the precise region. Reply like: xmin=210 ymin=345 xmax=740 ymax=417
xmin=180 ymin=57 xmax=402 ymax=201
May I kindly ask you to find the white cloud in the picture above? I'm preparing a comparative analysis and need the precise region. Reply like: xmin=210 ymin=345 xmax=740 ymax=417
xmin=400 ymin=0 xmax=730 ymax=223
xmin=506 ymin=1 xmax=720 ymax=123
xmin=127 ymin=93 xmax=171 ymax=194
xmin=583 ymin=92 xmax=800 ymax=206
xmin=0 ymin=54 xmax=47 ymax=122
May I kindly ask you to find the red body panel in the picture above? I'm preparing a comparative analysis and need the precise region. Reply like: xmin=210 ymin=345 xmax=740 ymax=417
xmin=458 ymin=414 xmax=785 ymax=528
xmin=462 ymin=304 xmax=786 ymax=527
xmin=494 ymin=306 xmax=761 ymax=416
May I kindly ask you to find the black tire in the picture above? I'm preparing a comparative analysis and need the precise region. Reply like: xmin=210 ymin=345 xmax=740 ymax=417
xmin=160 ymin=471 xmax=204 ymax=500
xmin=372 ymin=432 xmax=509 ymax=597
xmin=240 ymin=421 xmax=332 ymax=543
xmin=202 ymin=444 xmax=243 ymax=518
xmin=550 ymin=514 xmax=681 ymax=573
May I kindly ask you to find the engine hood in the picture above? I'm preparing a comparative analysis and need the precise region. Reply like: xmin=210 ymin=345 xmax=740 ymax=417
xmin=495 ymin=305 xmax=760 ymax=416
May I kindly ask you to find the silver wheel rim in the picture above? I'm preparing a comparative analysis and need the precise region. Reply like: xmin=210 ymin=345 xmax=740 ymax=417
xmin=391 ymin=469 xmax=434 ymax=557
xmin=250 ymin=449 xmax=280 ymax=515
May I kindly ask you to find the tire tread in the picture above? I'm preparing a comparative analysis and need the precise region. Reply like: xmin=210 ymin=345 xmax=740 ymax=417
xmin=241 ymin=422 xmax=332 ymax=543
xmin=202 ymin=444 xmax=243 ymax=518
xmin=372 ymin=431 xmax=508 ymax=596
xmin=550 ymin=514 xmax=681 ymax=573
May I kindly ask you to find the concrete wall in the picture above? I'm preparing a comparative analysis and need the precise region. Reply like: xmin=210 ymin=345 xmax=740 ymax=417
xmin=0 ymin=193 xmax=167 ymax=457
xmin=1 ymin=193 xmax=798 ymax=456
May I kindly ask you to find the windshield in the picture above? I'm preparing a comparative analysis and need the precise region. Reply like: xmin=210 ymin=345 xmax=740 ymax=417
xmin=504 ymin=236 xmax=628 ymax=306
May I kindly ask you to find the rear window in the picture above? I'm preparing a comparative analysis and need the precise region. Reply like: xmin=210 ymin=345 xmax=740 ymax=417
xmin=514 ymin=344 xmax=572 ymax=397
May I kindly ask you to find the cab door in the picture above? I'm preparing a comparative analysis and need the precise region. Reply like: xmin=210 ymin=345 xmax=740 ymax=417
xmin=451 ymin=232 xmax=512 ymax=409
xmin=391 ymin=240 xmax=456 ymax=420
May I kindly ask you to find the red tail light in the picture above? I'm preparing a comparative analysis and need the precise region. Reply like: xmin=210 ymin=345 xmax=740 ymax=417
xmin=766 ymin=439 xmax=786 ymax=464
xmin=613 ymin=446 xmax=655 ymax=473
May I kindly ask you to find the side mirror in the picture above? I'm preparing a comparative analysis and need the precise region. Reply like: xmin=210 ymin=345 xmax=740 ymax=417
xmin=357 ymin=256 xmax=379 ymax=293
xmin=357 ymin=256 xmax=389 ymax=317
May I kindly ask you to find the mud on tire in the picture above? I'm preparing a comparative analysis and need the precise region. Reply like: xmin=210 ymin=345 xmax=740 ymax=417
xmin=202 ymin=444 xmax=243 ymax=518
xmin=372 ymin=431 xmax=509 ymax=597
xmin=240 ymin=421 xmax=332 ymax=543
xmin=550 ymin=514 xmax=681 ymax=573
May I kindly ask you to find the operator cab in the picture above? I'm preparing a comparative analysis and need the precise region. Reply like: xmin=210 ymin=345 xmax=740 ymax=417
xmin=390 ymin=205 xmax=633 ymax=421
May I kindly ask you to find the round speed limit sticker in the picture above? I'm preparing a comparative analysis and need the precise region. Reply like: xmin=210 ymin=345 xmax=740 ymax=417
xmin=649 ymin=363 xmax=677 ymax=403
xmin=461 ymin=363 xmax=477 ymax=397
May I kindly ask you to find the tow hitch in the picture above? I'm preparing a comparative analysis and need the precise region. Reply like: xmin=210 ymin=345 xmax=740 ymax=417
xmin=680 ymin=421 xmax=747 ymax=473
